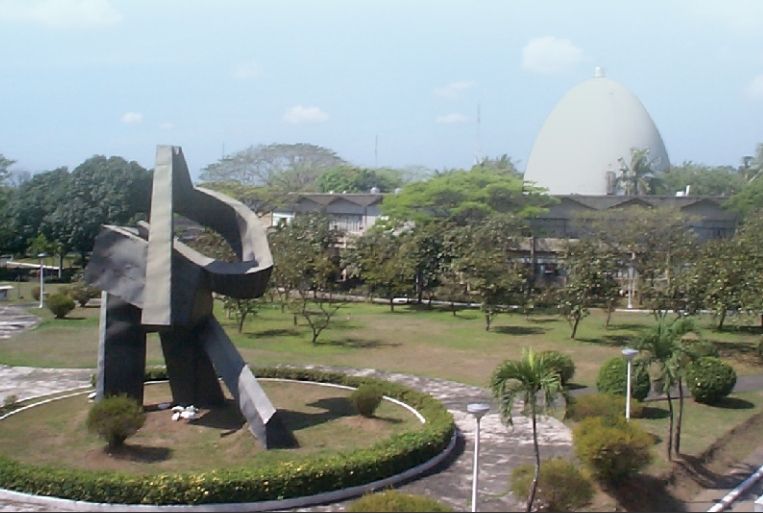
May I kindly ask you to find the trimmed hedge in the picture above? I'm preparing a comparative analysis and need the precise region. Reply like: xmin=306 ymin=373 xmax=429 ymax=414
xmin=573 ymin=416 xmax=652 ymax=483
xmin=46 ymin=292 xmax=75 ymax=319
xmin=0 ymin=366 xmax=454 ymax=505
xmin=566 ymin=393 xmax=643 ymax=422
xmin=350 ymin=384 xmax=384 ymax=417
xmin=596 ymin=356 xmax=650 ymax=401
xmin=685 ymin=357 xmax=737 ymax=405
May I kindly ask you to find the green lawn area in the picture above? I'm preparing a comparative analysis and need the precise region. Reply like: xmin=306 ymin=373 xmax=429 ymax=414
xmin=1 ymin=298 xmax=760 ymax=391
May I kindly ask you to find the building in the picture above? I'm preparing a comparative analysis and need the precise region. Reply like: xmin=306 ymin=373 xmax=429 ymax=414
xmin=524 ymin=67 xmax=669 ymax=195
xmin=271 ymin=192 xmax=385 ymax=236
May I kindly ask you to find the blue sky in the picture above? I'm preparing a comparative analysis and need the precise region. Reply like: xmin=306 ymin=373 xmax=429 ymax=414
xmin=2 ymin=0 xmax=763 ymax=180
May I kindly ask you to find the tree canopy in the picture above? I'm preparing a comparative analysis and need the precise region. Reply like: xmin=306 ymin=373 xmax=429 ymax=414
xmin=656 ymin=161 xmax=745 ymax=197
xmin=316 ymin=166 xmax=403 ymax=193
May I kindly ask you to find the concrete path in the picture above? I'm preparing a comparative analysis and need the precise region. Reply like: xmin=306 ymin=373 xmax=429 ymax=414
xmin=0 ymin=305 xmax=39 ymax=340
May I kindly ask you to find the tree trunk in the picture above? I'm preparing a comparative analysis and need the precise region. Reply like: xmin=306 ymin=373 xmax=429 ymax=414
xmin=666 ymin=389 xmax=674 ymax=461
xmin=389 ymin=297 xmax=395 ymax=312
xmin=570 ymin=315 xmax=581 ymax=339
xmin=237 ymin=311 xmax=246 ymax=333
xmin=675 ymin=380 xmax=684 ymax=456
xmin=485 ymin=312 xmax=491 ymax=331
xmin=605 ymin=305 xmax=613 ymax=328
xmin=718 ymin=309 xmax=726 ymax=331
xmin=527 ymin=405 xmax=541 ymax=513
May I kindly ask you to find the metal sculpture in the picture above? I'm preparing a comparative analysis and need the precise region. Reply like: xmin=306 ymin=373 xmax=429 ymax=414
xmin=85 ymin=145 xmax=285 ymax=448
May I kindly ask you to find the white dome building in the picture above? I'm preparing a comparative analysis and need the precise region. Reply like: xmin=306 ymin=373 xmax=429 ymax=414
xmin=524 ymin=68 xmax=669 ymax=195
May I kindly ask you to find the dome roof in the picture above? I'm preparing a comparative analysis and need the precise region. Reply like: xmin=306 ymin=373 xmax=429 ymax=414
xmin=523 ymin=69 xmax=669 ymax=195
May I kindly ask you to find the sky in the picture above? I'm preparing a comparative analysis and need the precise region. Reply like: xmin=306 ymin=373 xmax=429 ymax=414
xmin=2 ymin=0 xmax=763 ymax=181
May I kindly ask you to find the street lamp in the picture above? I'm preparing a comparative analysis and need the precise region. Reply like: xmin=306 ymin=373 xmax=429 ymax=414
xmin=467 ymin=402 xmax=491 ymax=513
xmin=622 ymin=348 xmax=639 ymax=421
xmin=37 ymin=252 xmax=47 ymax=309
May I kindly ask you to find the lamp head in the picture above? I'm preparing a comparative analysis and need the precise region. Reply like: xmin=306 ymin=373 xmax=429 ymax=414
xmin=467 ymin=403 xmax=491 ymax=420
xmin=622 ymin=348 xmax=639 ymax=361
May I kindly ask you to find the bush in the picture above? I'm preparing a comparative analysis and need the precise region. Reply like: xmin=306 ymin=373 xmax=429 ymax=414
xmin=511 ymin=458 xmax=593 ymax=512
xmin=347 ymin=490 xmax=453 ymax=512
xmin=540 ymin=350 xmax=575 ymax=385
xmin=350 ymin=383 xmax=384 ymax=417
xmin=596 ymin=357 xmax=650 ymax=401
xmin=31 ymin=286 xmax=40 ymax=301
xmin=45 ymin=292 xmax=75 ymax=319
xmin=685 ymin=357 xmax=737 ymax=405
xmin=0 ymin=367 xmax=455 ymax=505
xmin=68 ymin=280 xmax=100 ymax=307
xmin=573 ymin=416 xmax=652 ymax=483
xmin=567 ymin=393 xmax=643 ymax=422
xmin=682 ymin=338 xmax=719 ymax=358
xmin=86 ymin=395 xmax=145 ymax=449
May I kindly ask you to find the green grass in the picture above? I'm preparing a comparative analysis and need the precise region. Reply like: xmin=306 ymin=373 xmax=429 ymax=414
xmin=0 ymin=380 xmax=421 ymax=474
xmin=1 ymin=300 xmax=761 ymax=390
xmin=635 ymin=390 xmax=763 ymax=475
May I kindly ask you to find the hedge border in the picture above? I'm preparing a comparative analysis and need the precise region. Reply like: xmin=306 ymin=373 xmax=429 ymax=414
xmin=0 ymin=367 xmax=455 ymax=507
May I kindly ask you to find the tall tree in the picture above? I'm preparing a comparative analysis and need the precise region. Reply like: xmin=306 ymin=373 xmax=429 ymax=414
xmin=316 ymin=166 xmax=403 ymax=193
xmin=381 ymin=166 xmax=551 ymax=226
xmin=491 ymin=348 xmax=566 ymax=513
xmin=200 ymin=143 xmax=347 ymax=191
xmin=45 ymin=156 xmax=151 ymax=260
xmin=657 ymin=161 xmax=745 ymax=196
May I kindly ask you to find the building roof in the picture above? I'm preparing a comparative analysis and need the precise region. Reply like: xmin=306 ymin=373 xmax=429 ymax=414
xmin=524 ymin=69 xmax=669 ymax=195
xmin=276 ymin=192 xmax=385 ymax=212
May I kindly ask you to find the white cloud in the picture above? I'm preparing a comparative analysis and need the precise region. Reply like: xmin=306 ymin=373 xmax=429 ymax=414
xmin=0 ymin=0 xmax=122 ymax=29
xmin=283 ymin=105 xmax=329 ymax=124
xmin=159 ymin=121 xmax=175 ymax=130
xmin=120 ymin=112 xmax=143 ymax=124
xmin=521 ymin=36 xmax=584 ymax=74
xmin=435 ymin=113 xmax=468 ymax=125
xmin=434 ymin=80 xmax=476 ymax=99
xmin=746 ymin=74 xmax=763 ymax=100
xmin=232 ymin=60 xmax=261 ymax=80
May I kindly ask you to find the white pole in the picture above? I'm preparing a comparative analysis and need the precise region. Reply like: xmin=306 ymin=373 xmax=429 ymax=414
xmin=625 ymin=359 xmax=632 ymax=421
xmin=38 ymin=257 xmax=44 ymax=309
xmin=472 ymin=416 xmax=481 ymax=513
xmin=627 ymin=264 xmax=634 ymax=309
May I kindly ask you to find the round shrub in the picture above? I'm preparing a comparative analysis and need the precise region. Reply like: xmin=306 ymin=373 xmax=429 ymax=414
xmin=596 ymin=356 xmax=650 ymax=401
xmin=31 ymin=286 xmax=41 ymax=301
xmin=347 ymin=490 xmax=453 ymax=512
xmin=511 ymin=458 xmax=593 ymax=512
xmin=682 ymin=337 xmax=719 ymax=358
xmin=350 ymin=383 xmax=384 ymax=417
xmin=86 ymin=395 xmax=145 ymax=450
xmin=567 ymin=393 xmax=643 ymax=422
xmin=45 ymin=292 xmax=75 ymax=319
xmin=68 ymin=281 xmax=100 ymax=307
xmin=573 ymin=416 xmax=652 ymax=483
xmin=685 ymin=357 xmax=737 ymax=405
xmin=540 ymin=350 xmax=575 ymax=385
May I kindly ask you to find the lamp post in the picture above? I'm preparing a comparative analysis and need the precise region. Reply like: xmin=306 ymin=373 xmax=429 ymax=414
xmin=622 ymin=348 xmax=639 ymax=421
xmin=37 ymin=252 xmax=47 ymax=309
xmin=467 ymin=402 xmax=490 ymax=512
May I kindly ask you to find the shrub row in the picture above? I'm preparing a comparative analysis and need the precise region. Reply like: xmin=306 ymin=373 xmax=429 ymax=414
xmin=0 ymin=366 xmax=454 ymax=505
xmin=596 ymin=356 xmax=650 ymax=401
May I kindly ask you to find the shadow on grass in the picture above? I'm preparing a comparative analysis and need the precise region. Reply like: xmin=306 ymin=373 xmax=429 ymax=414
xmin=492 ymin=325 xmax=547 ymax=336
xmin=109 ymin=444 xmax=173 ymax=463
xmin=711 ymin=325 xmax=763 ymax=335
xmin=278 ymin=397 xmax=353 ymax=432
xmin=640 ymin=406 xmax=670 ymax=419
xmin=192 ymin=400 xmax=246 ymax=431
xmin=576 ymin=335 xmax=633 ymax=347
xmin=675 ymin=454 xmax=757 ymax=489
xmin=606 ymin=323 xmax=651 ymax=332
xmin=526 ymin=317 xmax=558 ymax=324
xmin=58 ymin=316 xmax=86 ymax=321
xmin=250 ymin=328 xmax=301 ymax=338
xmin=710 ymin=397 xmax=755 ymax=410
xmin=605 ymin=474 xmax=686 ymax=512
xmin=318 ymin=337 xmax=400 ymax=349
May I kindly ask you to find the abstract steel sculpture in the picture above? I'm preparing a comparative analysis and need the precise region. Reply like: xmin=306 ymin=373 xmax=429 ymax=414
xmin=85 ymin=145 xmax=286 ymax=448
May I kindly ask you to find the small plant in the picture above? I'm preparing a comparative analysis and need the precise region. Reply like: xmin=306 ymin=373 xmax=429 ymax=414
xmin=1 ymin=394 xmax=19 ymax=414
xmin=511 ymin=458 xmax=593 ymax=512
xmin=68 ymin=280 xmax=100 ymax=307
xmin=46 ymin=292 xmax=75 ymax=319
xmin=682 ymin=337 xmax=719 ymax=358
xmin=596 ymin=356 xmax=650 ymax=400
xmin=31 ymin=286 xmax=41 ymax=301
xmin=347 ymin=490 xmax=453 ymax=512
xmin=566 ymin=393 xmax=643 ymax=421
xmin=540 ymin=350 xmax=575 ymax=385
xmin=86 ymin=395 xmax=145 ymax=450
xmin=573 ymin=416 xmax=653 ymax=483
xmin=685 ymin=356 xmax=737 ymax=404
xmin=349 ymin=383 xmax=384 ymax=417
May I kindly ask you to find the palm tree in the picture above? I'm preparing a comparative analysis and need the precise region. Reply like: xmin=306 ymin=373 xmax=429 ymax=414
xmin=491 ymin=348 xmax=566 ymax=512
xmin=637 ymin=317 xmax=695 ymax=459
xmin=616 ymin=147 xmax=660 ymax=196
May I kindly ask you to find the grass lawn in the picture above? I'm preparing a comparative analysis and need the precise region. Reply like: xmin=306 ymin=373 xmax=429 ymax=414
xmin=0 ymin=380 xmax=421 ymax=474
xmin=1 ymin=299 xmax=761 ymax=390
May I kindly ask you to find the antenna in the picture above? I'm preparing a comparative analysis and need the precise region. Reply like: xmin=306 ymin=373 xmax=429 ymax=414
xmin=374 ymin=134 xmax=378 ymax=168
